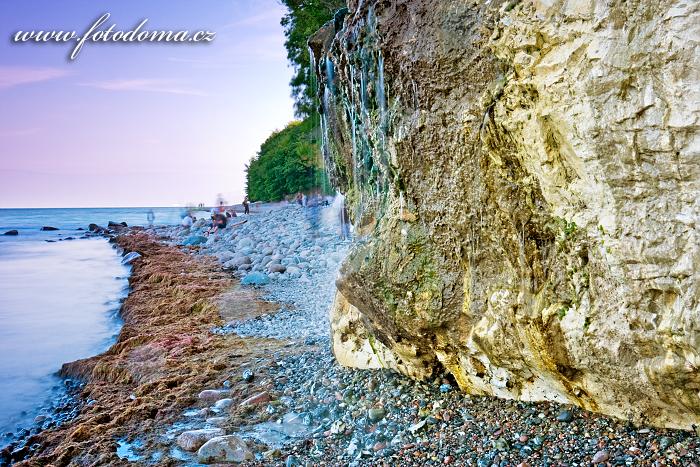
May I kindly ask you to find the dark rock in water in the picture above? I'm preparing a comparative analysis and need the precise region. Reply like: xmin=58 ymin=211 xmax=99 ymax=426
xmin=64 ymin=237 xmax=75 ymax=240
xmin=121 ymin=252 xmax=142 ymax=265
xmin=88 ymin=223 xmax=105 ymax=232
xmin=3 ymin=230 xmax=18 ymax=236
xmin=0 ymin=446 xmax=11 ymax=466
xmin=183 ymin=235 xmax=207 ymax=246
xmin=40 ymin=226 xmax=59 ymax=231
xmin=556 ymin=409 xmax=574 ymax=422
xmin=9 ymin=445 xmax=29 ymax=463
xmin=45 ymin=240 xmax=56 ymax=243
xmin=76 ymin=227 xmax=84 ymax=231
xmin=108 ymin=221 xmax=128 ymax=228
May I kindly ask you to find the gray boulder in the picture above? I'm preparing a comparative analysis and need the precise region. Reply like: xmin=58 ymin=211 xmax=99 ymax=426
xmin=268 ymin=263 xmax=286 ymax=273
xmin=183 ymin=235 xmax=207 ymax=246
xmin=197 ymin=435 xmax=253 ymax=464
xmin=224 ymin=256 xmax=251 ymax=269
xmin=177 ymin=428 xmax=224 ymax=451
xmin=241 ymin=272 xmax=270 ymax=286
xmin=217 ymin=251 xmax=235 ymax=262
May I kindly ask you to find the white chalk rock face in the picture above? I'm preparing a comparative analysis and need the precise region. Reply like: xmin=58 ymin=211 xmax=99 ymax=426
xmin=317 ymin=0 xmax=700 ymax=428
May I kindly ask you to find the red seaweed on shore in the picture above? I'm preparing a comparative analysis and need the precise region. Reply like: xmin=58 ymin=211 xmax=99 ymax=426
xmin=6 ymin=230 xmax=285 ymax=466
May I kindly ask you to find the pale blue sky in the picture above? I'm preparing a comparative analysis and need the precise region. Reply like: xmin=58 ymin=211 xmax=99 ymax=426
xmin=0 ymin=0 xmax=296 ymax=207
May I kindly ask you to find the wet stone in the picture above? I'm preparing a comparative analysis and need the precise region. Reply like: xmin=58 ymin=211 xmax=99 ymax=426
xmin=367 ymin=408 xmax=386 ymax=422
xmin=659 ymin=436 xmax=673 ymax=450
xmin=198 ymin=390 xmax=227 ymax=402
xmin=242 ymin=369 xmax=255 ymax=383
xmin=556 ymin=410 xmax=574 ymax=422
xmin=176 ymin=428 xmax=224 ymax=452
xmin=197 ymin=435 xmax=253 ymax=464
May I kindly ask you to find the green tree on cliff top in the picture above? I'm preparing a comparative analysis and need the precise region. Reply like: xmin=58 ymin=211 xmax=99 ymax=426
xmin=245 ymin=119 xmax=330 ymax=201
xmin=281 ymin=0 xmax=345 ymax=117
xmin=246 ymin=0 xmax=344 ymax=201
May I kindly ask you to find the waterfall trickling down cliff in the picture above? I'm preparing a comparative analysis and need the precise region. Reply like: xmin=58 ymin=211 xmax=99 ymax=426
xmin=311 ymin=0 xmax=700 ymax=429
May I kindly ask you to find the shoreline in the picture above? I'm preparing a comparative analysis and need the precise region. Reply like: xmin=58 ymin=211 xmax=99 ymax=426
xmin=0 ymin=227 xmax=131 ymax=456
xmin=3 ymin=229 xmax=293 ymax=465
xmin=3 ymin=205 xmax=699 ymax=465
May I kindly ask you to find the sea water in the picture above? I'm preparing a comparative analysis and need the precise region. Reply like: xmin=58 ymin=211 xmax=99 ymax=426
xmin=0 ymin=207 xmax=181 ymax=438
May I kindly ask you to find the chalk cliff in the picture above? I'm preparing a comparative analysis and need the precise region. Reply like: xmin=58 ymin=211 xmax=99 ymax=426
xmin=313 ymin=0 xmax=700 ymax=428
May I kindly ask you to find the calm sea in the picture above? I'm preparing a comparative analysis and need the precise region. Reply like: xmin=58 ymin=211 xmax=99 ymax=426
xmin=0 ymin=207 xmax=183 ymax=438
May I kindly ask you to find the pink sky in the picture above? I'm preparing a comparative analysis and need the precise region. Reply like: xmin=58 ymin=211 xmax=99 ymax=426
xmin=0 ymin=0 xmax=296 ymax=207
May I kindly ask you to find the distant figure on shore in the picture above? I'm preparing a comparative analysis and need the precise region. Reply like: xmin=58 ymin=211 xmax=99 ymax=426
xmin=243 ymin=196 xmax=250 ymax=215
xmin=206 ymin=210 xmax=227 ymax=236
xmin=146 ymin=210 xmax=155 ymax=226
xmin=295 ymin=192 xmax=303 ymax=206
xmin=340 ymin=202 xmax=350 ymax=239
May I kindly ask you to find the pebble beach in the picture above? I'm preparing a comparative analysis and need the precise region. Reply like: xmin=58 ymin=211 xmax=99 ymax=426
xmin=148 ymin=202 xmax=700 ymax=466
xmin=3 ymin=202 xmax=697 ymax=466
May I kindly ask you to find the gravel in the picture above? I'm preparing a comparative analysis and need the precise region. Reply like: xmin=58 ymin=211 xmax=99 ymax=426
xmin=158 ymin=202 xmax=700 ymax=466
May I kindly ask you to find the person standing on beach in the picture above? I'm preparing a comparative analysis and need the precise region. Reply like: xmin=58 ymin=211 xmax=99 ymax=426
xmin=243 ymin=196 xmax=250 ymax=215
xmin=340 ymin=202 xmax=350 ymax=239
xmin=146 ymin=209 xmax=155 ymax=226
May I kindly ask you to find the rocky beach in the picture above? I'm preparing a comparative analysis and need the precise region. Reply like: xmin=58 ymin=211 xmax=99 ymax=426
xmin=3 ymin=203 xmax=697 ymax=466
xmin=3 ymin=0 xmax=698 ymax=465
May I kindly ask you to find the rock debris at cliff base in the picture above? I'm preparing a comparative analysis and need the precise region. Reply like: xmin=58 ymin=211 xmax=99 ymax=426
xmin=141 ymin=204 xmax=698 ymax=466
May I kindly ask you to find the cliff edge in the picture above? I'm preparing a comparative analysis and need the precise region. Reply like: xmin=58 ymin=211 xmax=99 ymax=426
xmin=314 ymin=0 xmax=700 ymax=429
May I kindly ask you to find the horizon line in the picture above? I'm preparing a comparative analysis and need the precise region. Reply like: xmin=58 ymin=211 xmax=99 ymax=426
xmin=0 ymin=205 xmax=216 ymax=210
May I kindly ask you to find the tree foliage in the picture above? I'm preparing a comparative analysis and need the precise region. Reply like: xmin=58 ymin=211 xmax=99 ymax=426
xmin=280 ymin=0 xmax=345 ymax=117
xmin=245 ymin=118 xmax=329 ymax=201
xmin=245 ymin=1 xmax=344 ymax=200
